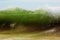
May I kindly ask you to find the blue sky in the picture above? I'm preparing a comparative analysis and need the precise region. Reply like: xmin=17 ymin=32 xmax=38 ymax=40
xmin=0 ymin=0 xmax=60 ymax=10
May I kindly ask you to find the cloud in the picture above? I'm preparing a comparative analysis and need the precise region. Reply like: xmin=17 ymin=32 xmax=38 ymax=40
xmin=0 ymin=0 xmax=59 ymax=3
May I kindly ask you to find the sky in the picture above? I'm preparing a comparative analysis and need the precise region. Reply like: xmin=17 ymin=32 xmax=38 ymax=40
xmin=0 ymin=0 xmax=60 ymax=11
